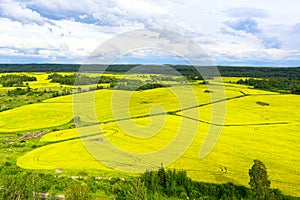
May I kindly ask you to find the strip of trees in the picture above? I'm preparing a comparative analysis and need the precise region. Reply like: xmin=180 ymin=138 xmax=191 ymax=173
xmin=48 ymin=73 xmax=168 ymax=91
xmin=0 ymin=74 xmax=37 ymax=87
xmin=48 ymin=73 xmax=118 ymax=85
xmin=0 ymin=160 xmax=298 ymax=199
xmin=236 ymin=78 xmax=300 ymax=94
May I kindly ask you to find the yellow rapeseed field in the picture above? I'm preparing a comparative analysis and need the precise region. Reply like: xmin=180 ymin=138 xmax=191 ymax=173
xmin=9 ymin=77 xmax=300 ymax=196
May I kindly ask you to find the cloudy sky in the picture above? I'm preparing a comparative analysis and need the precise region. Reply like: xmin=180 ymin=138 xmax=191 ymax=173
xmin=0 ymin=0 xmax=300 ymax=66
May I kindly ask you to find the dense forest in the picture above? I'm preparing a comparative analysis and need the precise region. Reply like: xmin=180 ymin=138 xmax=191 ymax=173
xmin=236 ymin=78 xmax=300 ymax=94
xmin=1 ymin=64 xmax=300 ymax=79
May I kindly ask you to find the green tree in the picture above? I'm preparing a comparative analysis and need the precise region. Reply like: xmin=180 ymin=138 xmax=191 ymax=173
xmin=0 ymin=172 xmax=42 ymax=200
xmin=158 ymin=164 xmax=166 ymax=188
xmin=249 ymin=159 xmax=271 ymax=200
xmin=65 ymin=182 xmax=92 ymax=200
xmin=126 ymin=179 xmax=148 ymax=200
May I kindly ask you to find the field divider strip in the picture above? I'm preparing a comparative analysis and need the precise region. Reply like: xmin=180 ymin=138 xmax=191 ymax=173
xmin=173 ymin=113 xmax=289 ymax=127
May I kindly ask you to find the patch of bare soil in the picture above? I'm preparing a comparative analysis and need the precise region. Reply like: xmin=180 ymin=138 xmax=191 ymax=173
xmin=20 ymin=131 xmax=47 ymax=139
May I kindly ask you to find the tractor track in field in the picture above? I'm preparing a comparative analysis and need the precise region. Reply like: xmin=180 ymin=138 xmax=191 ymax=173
xmin=177 ymin=94 xmax=247 ymax=112
xmin=174 ymin=113 xmax=289 ymax=127
xmin=45 ymin=132 xmax=104 ymax=144
xmin=169 ymin=164 xmax=228 ymax=175
xmin=95 ymin=93 xmax=249 ymax=125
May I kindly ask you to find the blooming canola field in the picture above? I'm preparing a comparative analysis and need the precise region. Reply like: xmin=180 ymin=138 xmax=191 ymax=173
xmin=0 ymin=74 xmax=299 ymax=196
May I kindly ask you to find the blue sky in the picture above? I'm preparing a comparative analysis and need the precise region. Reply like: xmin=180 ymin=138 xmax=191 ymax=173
xmin=0 ymin=0 xmax=300 ymax=66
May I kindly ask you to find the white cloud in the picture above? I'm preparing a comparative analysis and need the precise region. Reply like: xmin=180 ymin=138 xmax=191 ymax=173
xmin=0 ymin=0 xmax=53 ymax=25
xmin=0 ymin=18 xmax=113 ymax=61
xmin=79 ymin=15 xmax=88 ymax=20
xmin=0 ymin=0 xmax=300 ymax=66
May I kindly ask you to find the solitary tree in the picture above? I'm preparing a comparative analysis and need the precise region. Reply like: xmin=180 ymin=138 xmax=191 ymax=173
xmin=249 ymin=159 xmax=271 ymax=200
xmin=158 ymin=163 xmax=166 ymax=187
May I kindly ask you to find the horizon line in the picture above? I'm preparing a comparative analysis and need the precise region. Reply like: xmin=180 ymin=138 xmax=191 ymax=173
xmin=0 ymin=63 xmax=299 ymax=68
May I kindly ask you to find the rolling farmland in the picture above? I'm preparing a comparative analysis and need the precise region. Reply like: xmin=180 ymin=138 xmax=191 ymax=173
xmin=0 ymin=73 xmax=298 ymax=196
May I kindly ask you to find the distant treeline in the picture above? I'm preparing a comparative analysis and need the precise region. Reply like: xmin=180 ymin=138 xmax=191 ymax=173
xmin=1 ymin=64 xmax=300 ymax=79
xmin=0 ymin=64 xmax=207 ymax=79
xmin=236 ymin=78 xmax=300 ymax=94
xmin=218 ymin=66 xmax=300 ymax=79
xmin=0 ymin=74 xmax=37 ymax=87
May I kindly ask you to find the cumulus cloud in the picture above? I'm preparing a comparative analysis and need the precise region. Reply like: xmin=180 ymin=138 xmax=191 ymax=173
xmin=0 ymin=0 xmax=203 ymax=63
xmin=223 ymin=18 xmax=281 ymax=49
xmin=0 ymin=0 xmax=53 ymax=25
xmin=0 ymin=18 xmax=111 ymax=62
xmin=25 ymin=0 xmax=173 ymax=28
xmin=0 ymin=0 xmax=300 ymax=66
xmin=280 ymin=23 xmax=300 ymax=51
